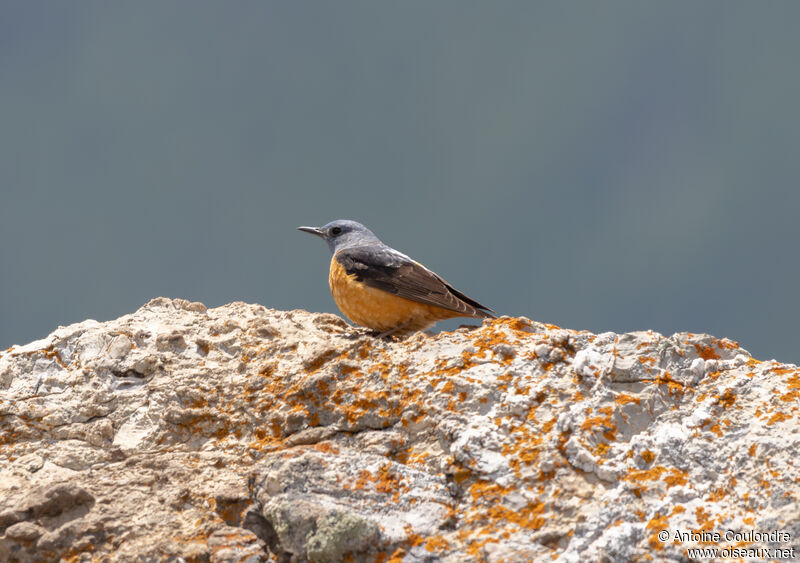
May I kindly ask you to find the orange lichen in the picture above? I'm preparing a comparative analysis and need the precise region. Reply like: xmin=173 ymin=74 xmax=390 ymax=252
xmin=615 ymin=393 xmax=641 ymax=405
xmin=313 ymin=442 xmax=340 ymax=455
xmin=464 ymin=537 xmax=501 ymax=559
xmin=663 ymin=468 xmax=688 ymax=488
xmin=383 ymin=547 xmax=408 ymax=563
xmin=580 ymin=406 xmax=617 ymax=441
xmin=594 ymin=442 xmax=611 ymax=457
xmin=424 ymin=536 xmax=450 ymax=553
xmin=695 ymin=506 xmax=715 ymax=531
xmin=304 ymin=348 xmax=341 ymax=373
xmin=353 ymin=470 xmax=372 ymax=490
xmin=487 ymin=501 xmax=546 ymax=530
xmin=257 ymin=362 xmax=275 ymax=377
xmin=651 ymin=371 xmax=687 ymax=398
xmin=41 ymin=345 xmax=68 ymax=368
xmin=767 ymin=412 xmax=791 ymax=425
xmin=496 ymin=317 xmax=537 ymax=336
xmin=625 ymin=466 xmax=688 ymax=490
xmin=339 ymin=364 xmax=361 ymax=377
xmin=646 ymin=514 xmax=669 ymax=549
xmin=352 ymin=463 xmax=410 ymax=501
xmin=403 ymin=525 xmax=425 ymax=547
xmin=61 ymin=541 xmax=98 ymax=563
xmin=695 ymin=345 xmax=720 ymax=360
xmin=631 ymin=466 xmax=661 ymax=482
xmin=779 ymin=389 xmax=800 ymax=402
xmin=764 ymin=461 xmax=779 ymax=480
xmin=717 ymin=388 xmax=736 ymax=408
xmin=406 ymin=451 xmax=429 ymax=466
xmin=357 ymin=340 xmax=373 ymax=359
xmin=715 ymin=339 xmax=739 ymax=350
xmin=452 ymin=467 xmax=472 ymax=485
xmin=541 ymin=417 xmax=557 ymax=433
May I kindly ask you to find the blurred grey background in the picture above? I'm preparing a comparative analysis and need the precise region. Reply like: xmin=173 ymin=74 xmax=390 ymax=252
xmin=1 ymin=2 xmax=798 ymax=362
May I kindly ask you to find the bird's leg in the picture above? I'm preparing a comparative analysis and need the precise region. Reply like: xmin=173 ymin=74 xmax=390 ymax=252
xmin=374 ymin=321 xmax=411 ymax=340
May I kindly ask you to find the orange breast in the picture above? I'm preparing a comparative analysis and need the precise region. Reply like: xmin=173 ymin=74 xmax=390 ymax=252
xmin=328 ymin=256 xmax=460 ymax=332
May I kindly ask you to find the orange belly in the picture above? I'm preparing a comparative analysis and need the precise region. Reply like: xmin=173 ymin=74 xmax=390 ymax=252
xmin=328 ymin=257 xmax=460 ymax=332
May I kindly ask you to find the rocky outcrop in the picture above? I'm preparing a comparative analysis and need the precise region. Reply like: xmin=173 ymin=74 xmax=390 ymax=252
xmin=0 ymin=298 xmax=797 ymax=562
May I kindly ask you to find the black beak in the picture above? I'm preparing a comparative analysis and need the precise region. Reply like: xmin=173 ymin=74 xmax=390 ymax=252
xmin=297 ymin=226 xmax=324 ymax=237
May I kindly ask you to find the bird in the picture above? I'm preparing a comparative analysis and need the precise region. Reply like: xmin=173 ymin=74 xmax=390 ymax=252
xmin=297 ymin=219 xmax=496 ymax=336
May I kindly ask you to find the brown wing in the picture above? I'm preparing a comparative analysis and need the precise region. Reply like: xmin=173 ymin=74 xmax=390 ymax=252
xmin=335 ymin=246 xmax=496 ymax=319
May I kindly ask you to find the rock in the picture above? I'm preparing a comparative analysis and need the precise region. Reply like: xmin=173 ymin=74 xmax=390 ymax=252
xmin=4 ymin=521 xmax=44 ymax=542
xmin=208 ymin=526 xmax=267 ymax=563
xmin=305 ymin=511 xmax=380 ymax=563
xmin=0 ymin=298 xmax=798 ymax=561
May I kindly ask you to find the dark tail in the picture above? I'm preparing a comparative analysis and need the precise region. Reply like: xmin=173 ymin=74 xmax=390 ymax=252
xmin=443 ymin=282 xmax=497 ymax=319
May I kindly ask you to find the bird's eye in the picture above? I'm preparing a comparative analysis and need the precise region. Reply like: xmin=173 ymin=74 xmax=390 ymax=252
xmin=330 ymin=227 xmax=343 ymax=236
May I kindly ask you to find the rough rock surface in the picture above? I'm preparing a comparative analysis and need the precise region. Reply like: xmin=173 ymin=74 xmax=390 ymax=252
xmin=0 ymin=298 xmax=798 ymax=562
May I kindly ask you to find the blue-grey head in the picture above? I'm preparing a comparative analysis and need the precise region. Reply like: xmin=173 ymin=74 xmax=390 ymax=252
xmin=297 ymin=219 xmax=383 ymax=254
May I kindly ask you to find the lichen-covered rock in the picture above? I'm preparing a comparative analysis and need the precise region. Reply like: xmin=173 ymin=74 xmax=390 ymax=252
xmin=0 ymin=298 xmax=797 ymax=561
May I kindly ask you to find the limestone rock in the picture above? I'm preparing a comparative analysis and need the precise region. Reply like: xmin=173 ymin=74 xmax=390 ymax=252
xmin=0 ymin=297 xmax=797 ymax=561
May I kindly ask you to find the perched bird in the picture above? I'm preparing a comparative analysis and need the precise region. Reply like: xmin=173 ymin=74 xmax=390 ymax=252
xmin=298 ymin=219 xmax=496 ymax=336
